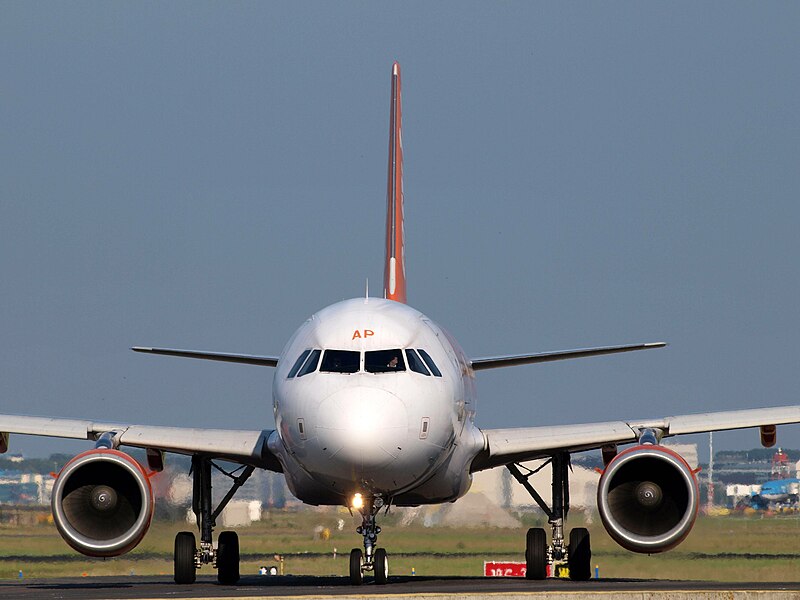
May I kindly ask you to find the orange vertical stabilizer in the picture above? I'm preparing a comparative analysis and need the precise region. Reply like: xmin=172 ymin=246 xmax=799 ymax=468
xmin=384 ymin=62 xmax=406 ymax=303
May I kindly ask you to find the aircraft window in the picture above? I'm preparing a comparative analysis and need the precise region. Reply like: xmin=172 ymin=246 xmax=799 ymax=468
xmin=418 ymin=349 xmax=442 ymax=377
xmin=405 ymin=349 xmax=431 ymax=376
xmin=287 ymin=349 xmax=312 ymax=378
xmin=320 ymin=350 xmax=360 ymax=373
xmin=365 ymin=349 xmax=406 ymax=373
xmin=297 ymin=349 xmax=321 ymax=377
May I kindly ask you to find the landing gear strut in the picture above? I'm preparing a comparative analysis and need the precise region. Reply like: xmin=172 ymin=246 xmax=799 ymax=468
xmin=507 ymin=452 xmax=591 ymax=581
xmin=173 ymin=455 xmax=254 ymax=585
xmin=349 ymin=496 xmax=389 ymax=585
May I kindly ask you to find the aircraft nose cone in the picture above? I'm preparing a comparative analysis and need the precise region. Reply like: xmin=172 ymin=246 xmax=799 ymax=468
xmin=315 ymin=386 xmax=409 ymax=473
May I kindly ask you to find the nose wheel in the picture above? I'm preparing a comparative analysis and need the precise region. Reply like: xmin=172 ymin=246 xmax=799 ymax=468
xmin=349 ymin=497 xmax=390 ymax=585
xmin=374 ymin=547 xmax=389 ymax=584
xmin=349 ymin=548 xmax=364 ymax=585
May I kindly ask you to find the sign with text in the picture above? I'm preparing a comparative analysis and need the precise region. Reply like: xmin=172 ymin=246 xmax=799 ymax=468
xmin=483 ymin=561 xmax=526 ymax=577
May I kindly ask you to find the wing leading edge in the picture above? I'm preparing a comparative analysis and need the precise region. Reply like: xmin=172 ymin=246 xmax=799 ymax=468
xmin=470 ymin=342 xmax=666 ymax=371
xmin=0 ymin=414 xmax=282 ymax=471
xmin=474 ymin=404 xmax=800 ymax=471
xmin=132 ymin=347 xmax=279 ymax=367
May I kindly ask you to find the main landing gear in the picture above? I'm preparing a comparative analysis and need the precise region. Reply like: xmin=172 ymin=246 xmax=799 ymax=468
xmin=507 ymin=452 xmax=591 ymax=581
xmin=173 ymin=455 xmax=254 ymax=585
xmin=349 ymin=496 xmax=389 ymax=585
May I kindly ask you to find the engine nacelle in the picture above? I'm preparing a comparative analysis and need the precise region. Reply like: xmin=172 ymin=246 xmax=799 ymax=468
xmin=597 ymin=444 xmax=698 ymax=554
xmin=51 ymin=449 xmax=154 ymax=557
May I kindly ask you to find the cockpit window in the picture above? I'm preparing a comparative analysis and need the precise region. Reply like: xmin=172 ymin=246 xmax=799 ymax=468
xmin=297 ymin=349 xmax=321 ymax=377
xmin=405 ymin=349 xmax=431 ymax=376
xmin=417 ymin=349 xmax=442 ymax=377
xmin=365 ymin=349 xmax=406 ymax=373
xmin=287 ymin=349 xmax=312 ymax=378
xmin=320 ymin=350 xmax=360 ymax=373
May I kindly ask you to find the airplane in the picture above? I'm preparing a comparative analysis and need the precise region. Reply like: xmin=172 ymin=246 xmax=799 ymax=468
xmin=2 ymin=62 xmax=800 ymax=585
xmin=757 ymin=478 xmax=800 ymax=506
xmin=750 ymin=448 xmax=799 ymax=508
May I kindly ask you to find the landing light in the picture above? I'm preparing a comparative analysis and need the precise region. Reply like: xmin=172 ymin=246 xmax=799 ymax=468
xmin=351 ymin=493 xmax=364 ymax=510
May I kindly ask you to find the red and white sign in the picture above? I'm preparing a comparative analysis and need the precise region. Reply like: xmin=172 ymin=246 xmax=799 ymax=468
xmin=483 ymin=561 xmax=526 ymax=577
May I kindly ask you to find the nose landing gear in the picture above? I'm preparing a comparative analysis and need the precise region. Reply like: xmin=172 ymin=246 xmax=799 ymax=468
xmin=349 ymin=496 xmax=389 ymax=585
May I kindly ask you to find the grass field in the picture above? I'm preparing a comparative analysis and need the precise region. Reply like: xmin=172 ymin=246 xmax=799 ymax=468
xmin=2 ymin=508 xmax=800 ymax=581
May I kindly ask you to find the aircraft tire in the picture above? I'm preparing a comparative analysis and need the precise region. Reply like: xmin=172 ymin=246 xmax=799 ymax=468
xmin=174 ymin=531 xmax=197 ymax=584
xmin=349 ymin=548 xmax=364 ymax=585
xmin=568 ymin=527 xmax=591 ymax=581
xmin=374 ymin=548 xmax=389 ymax=584
xmin=525 ymin=527 xmax=547 ymax=580
xmin=217 ymin=531 xmax=240 ymax=585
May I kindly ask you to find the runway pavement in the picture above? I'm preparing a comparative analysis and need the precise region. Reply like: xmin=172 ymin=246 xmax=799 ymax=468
xmin=2 ymin=575 xmax=800 ymax=600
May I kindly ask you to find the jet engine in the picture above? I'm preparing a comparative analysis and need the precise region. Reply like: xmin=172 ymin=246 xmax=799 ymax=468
xmin=597 ymin=444 xmax=699 ymax=553
xmin=51 ymin=449 xmax=154 ymax=557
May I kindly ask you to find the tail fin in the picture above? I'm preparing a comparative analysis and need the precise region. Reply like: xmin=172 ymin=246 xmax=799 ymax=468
xmin=384 ymin=62 xmax=407 ymax=303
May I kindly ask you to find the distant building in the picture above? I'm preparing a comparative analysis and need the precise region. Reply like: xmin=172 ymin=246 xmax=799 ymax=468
xmin=471 ymin=460 xmax=598 ymax=512
xmin=163 ymin=464 xmax=291 ymax=513
xmin=0 ymin=470 xmax=53 ymax=505
xmin=714 ymin=448 xmax=798 ymax=486
xmin=726 ymin=483 xmax=760 ymax=498
xmin=185 ymin=500 xmax=263 ymax=527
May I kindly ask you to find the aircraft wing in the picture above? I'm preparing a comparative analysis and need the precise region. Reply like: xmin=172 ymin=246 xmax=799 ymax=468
xmin=131 ymin=347 xmax=279 ymax=367
xmin=470 ymin=342 xmax=666 ymax=371
xmin=0 ymin=414 xmax=282 ymax=471
xmin=474 ymin=404 xmax=800 ymax=471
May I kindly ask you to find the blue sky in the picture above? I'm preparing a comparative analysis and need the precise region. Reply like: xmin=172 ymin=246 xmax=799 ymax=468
xmin=2 ymin=2 xmax=799 ymax=459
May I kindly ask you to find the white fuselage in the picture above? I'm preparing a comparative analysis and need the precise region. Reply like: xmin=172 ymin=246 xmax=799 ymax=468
xmin=267 ymin=298 xmax=485 ymax=507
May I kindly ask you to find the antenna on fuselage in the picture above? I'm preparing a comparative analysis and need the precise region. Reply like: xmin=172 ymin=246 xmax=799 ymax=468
xmin=365 ymin=278 xmax=370 ymax=301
